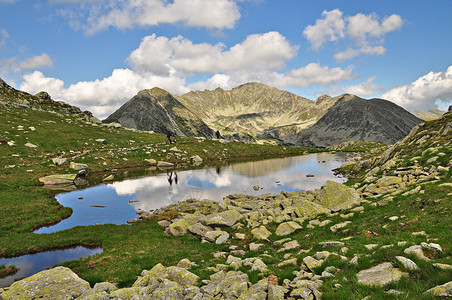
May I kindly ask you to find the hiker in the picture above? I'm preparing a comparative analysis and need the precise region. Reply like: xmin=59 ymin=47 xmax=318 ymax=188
xmin=215 ymin=130 xmax=221 ymax=139
xmin=166 ymin=132 xmax=172 ymax=144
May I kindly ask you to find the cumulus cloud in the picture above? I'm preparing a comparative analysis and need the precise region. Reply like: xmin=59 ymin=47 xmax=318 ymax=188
xmin=127 ymin=32 xmax=298 ymax=76
xmin=304 ymin=9 xmax=403 ymax=61
xmin=19 ymin=32 xmax=356 ymax=118
xmin=56 ymin=0 xmax=241 ymax=34
xmin=18 ymin=54 xmax=54 ymax=69
xmin=342 ymin=76 xmax=384 ymax=97
xmin=382 ymin=66 xmax=452 ymax=111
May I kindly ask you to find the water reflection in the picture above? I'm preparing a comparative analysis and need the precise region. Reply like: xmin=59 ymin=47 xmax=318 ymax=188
xmin=36 ymin=153 xmax=346 ymax=233
xmin=0 ymin=246 xmax=102 ymax=287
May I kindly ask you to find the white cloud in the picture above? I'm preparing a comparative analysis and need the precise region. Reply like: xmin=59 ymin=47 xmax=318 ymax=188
xmin=342 ymin=76 xmax=383 ymax=97
xmin=0 ymin=28 xmax=9 ymax=50
xmin=304 ymin=9 xmax=403 ymax=61
xmin=18 ymin=54 xmax=54 ymax=69
xmin=382 ymin=66 xmax=452 ymax=111
xmin=303 ymin=9 xmax=345 ymax=51
xmin=127 ymin=32 xmax=298 ymax=76
xmin=0 ymin=0 xmax=16 ymax=3
xmin=56 ymin=0 xmax=241 ymax=34
xmin=21 ymin=69 xmax=188 ymax=117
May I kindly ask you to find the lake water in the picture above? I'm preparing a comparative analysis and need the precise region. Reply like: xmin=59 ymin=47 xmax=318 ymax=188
xmin=35 ymin=153 xmax=347 ymax=233
xmin=0 ymin=246 xmax=102 ymax=287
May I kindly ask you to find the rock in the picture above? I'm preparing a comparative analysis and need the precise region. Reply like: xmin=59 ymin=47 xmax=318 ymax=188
xmin=168 ymin=219 xmax=190 ymax=236
xmin=157 ymin=161 xmax=174 ymax=168
xmin=313 ymin=181 xmax=361 ymax=212
xmin=357 ymin=262 xmax=407 ymax=286
xmin=421 ymin=242 xmax=442 ymax=252
xmin=277 ymin=240 xmax=300 ymax=253
xmin=190 ymin=155 xmax=203 ymax=163
xmin=365 ymin=244 xmax=378 ymax=250
xmin=177 ymin=258 xmax=192 ymax=269
xmin=320 ymin=241 xmax=345 ymax=248
xmin=203 ymin=210 xmax=243 ymax=227
xmin=109 ymin=287 xmax=141 ymax=299
xmin=395 ymin=256 xmax=419 ymax=270
xmin=102 ymin=174 xmax=114 ymax=181
xmin=201 ymin=271 xmax=250 ymax=298
xmin=235 ymin=233 xmax=245 ymax=240
xmin=275 ymin=221 xmax=302 ymax=236
xmin=249 ymin=243 xmax=262 ymax=251
xmin=433 ymin=263 xmax=452 ymax=270
xmin=70 ymin=162 xmax=88 ymax=170
xmin=39 ymin=174 xmax=77 ymax=185
xmin=291 ymin=199 xmax=330 ymax=220
xmin=95 ymin=139 xmax=106 ymax=144
xmin=0 ymin=266 xmax=90 ymax=299
xmin=268 ymin=284 xmax=286 ymax=300
xmin=141 ymin=263 xmax=168 ymax=279
xmin=167 ymin=266 xmax=199 ymax=286
xmin=187 ymin=223 xmax=213 ymax=237
xmin=157 ymin=220 xmax=171 ymax=227
xmin=204 ymin=230 xmax=228 ymax=242
xmin=251 ymin=226 xmax=272 ymax=240
xmin=25 ymin=142 xmax=38 ymax=148
xmin=276 ymin=258 xmax=298 ymax=267
xmin=319 ymin=220 xmax=332 ymax=227
xmin=216 ymin=232 xmax=230 ymax=244
xmin=145 ymin=158 xmax=157 ymax=165
xmin=404 ymin=245 xmax=430 ymax=261
xmin=303 ymin=256 xmax=322 ymax=271
xmin=250 ymin=259 xmax=268 ymax=272
xmin=423 ymin=281 xmax=452 ymax=297
xmin=52 ymin=158 xmax=67 ymax=165
xmin=151 ymin=279 xmax=184 ymax=299
xmin=253 ymin=185 xmax=260 ymax=191
xmin=170 ymin=146 xmax=182 ymax=152
xmin=330 ymin=221 xmax=351 ymax=232
xmin=389 ymin=216 xmax=399 ymax=221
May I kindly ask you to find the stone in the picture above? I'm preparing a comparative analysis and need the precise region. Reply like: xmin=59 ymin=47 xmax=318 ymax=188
xmin=404 ymin=245 xmax=430 ymax=261
xmin=0 ymin=266 xmax=90 ymax=299
xmin=249 ymin=243 xmax=262 ymax=251
xmin=167 ymin=266 xmax=199 ymax=286
xmin=109 ymin=287 xmax=141 ymax=299
xmin=421 ymin=242 xmax=442 ymax=252
xmin=226 ymin=255 xmax=243 ymax=269
xmin=70 ymin=162 xmax=88 ymax=170
xmin=389 ymin=216 xmax=399 ymax=221
xmin=251 ymin=226 xmax=272 ymax=240
xmin=187 ymin=223 xmax=212 ymax=237
xmin=235 ymin=233 xmax=246 ymax=240
xmin=276 ymin=258 xmax=298 ymax=267
xmin=168 ymin=219 xmax=190 ymax=236
xmin=253 ymin=185 xmax=260 ymax=191
xmin=39 ymin=174 xmax=77 ymax=185
xmin=277 ymin=240 xmax=300 ymax=253
xmin=250 ymin=259 xmax=268 ymax=272
xmin=204 ymin=230 xmax=228 ymax=242
xmin=433 ymin=263 xmax=452 ymax=270
xmin=268 ymin=284 xmax=286 ymax=300
xmin=275 ymin=221 xmax=302 ymax=236
xmin=330 ymin=221 xmax=351 ymax=232
xmin=157 ymin=161 xmax=174 ymax=168
xmin=177 ymin=258 xmax=192 ymax=269
xmin=357 ymin=262 xmax=407 ymax=287
xmin=365 ymin=244 xmax=378 ymax=250
xmin=313 ymin=180 xmax=361 ymax=212
xmin=95 ymin=139 xmax=106 ymax=144
xmin=201 ymin=271 xmax=250 ymax=298
xmin=319 ymin=219 xmax=332 ymax=227
xmin=190 ymin=155 xmax=203 ymax=163
xmin=102 ymin=174 xmax=114 ymax=181
xmin=141 ymin=263 xmax=168 ymax=278
xmin=151 ymin=279 xmax=184 ymax=299
xmin=52 ymin=158 xmax=67 ymax=165
xmin=145 ymin=158 xmax=157 ymax=165
xmin=320 ymin=241 xmax=345 ymax=248
xmin=216 ymin=232 xmax=230 ymax=244
xmin=395 ymin=256 xmax=419 ymax=270
xmin=203 ymin=210 xmax=243 ymax=227
xmin=25 ymin=142 xmax=38 ymax=148
xmin=291 ymin=199 xmax=330 ymax=220
xmin=303 ymin=256 xmax=322 ymax=271
xmin=157 ymin=220 xmax=171 ymax=227
xmin=170 ymin=146 xmax=182 ymax=152
xmin=423 ymin=281 xmax=452 ymax=297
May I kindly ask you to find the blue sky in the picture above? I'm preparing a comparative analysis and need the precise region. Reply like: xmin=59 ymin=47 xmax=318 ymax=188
xmin=1 ymin=0 xmax=451 ymax=118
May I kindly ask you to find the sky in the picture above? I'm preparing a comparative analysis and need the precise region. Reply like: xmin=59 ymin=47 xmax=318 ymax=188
xmin=1 ymin=0 xmax=451 ymax=118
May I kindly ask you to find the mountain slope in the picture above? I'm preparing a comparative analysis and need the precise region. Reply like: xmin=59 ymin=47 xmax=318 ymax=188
xmin=177 ymin=82 xmax=339 ymax=141
xmin=295 ymin=94 xmax=423 ymax=148
xmin=103 ymin=88 xmax=214 ymax=137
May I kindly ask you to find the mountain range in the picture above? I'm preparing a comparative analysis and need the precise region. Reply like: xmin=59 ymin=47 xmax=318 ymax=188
xmin=104 ymin=82 xmax=423 ymax=147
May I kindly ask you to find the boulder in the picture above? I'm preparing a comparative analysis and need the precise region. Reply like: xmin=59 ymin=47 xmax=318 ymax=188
xmin=268 ymin=285 xmax=287 ymax=300
xmin=203 ymin=210 xmax=243 ymax=227
xmin=251 ymin=226 xmax=272 ymax=240
xmin=187 ymin=223 xmax=213 ymax=237
xmin=151 ymin=279 xmax=184 ymax=299
xmin=275 ymin=221 xmax=302 ymax=236
xmin=313 ymin=181 xmax=361 ymax=212
xmin=357 ymin=262 xmax=407 ymax=286
xmin=303 ymin=256 xmax=322 ymax=271
xmin=0 ymin=266 xmax=90 ymax=299
xmin=330 ymin=221 xmax=351 ymax=233
xmin=38 ymin=174 xmax=77 ymax=185
xmin=201 ymin=271 xmax=250 ymax=298
xmin=70 ymin=162 xmax=88 ymax=170
xmin=291 ymin=199 xmax=330 ymax=220
xmin=167 ymin=266 xmax=199 ymax=287
xmin=168 ymin=219 xmax=190 ymax=236
xmin=395 ymin=256 xmax=419 ymax=270
xmin=404 ymin=245 xmax=430 ymax=261
xmin=277 ymin=240 xmax=300 ymax=253
xmin=190 ymin=155 xmax=203 ymax=163
xmin=25 ymin=142 xmax=38 ymax=148
xmin=102 ymin=174 xmax=114 ymax=181
xmin=145 ymin=158 xmax=157 ymax=165
xmin=157 ymin=161 xmax=174 ymax=168
xmin=424 ymin=281 xmax=452 ymax=297
xmin=109 ymin=287 xmax=141 ymax=299
xmin=52 ymin=158 xmax=67 ymax=165
xmin=204 ymin=230 xmax=228 ymax=242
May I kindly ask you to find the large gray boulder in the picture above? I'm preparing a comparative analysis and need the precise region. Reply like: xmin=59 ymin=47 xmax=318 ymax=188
xmin=203 ymin=210 xmax=243 ymax=227
xmin=38 ymin=174 xmax=77 ymax=185
xmin=313 ymin=180 xmax=361 ymax=212
xmin=0 ymin=266 xmax=90 ymax=299
xmin=357 ymin=262 xmax=407 ymax=286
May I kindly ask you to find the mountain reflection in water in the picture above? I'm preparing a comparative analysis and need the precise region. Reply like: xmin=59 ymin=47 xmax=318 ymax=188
xmin=35 ymin=153 xmax=347 ymax=233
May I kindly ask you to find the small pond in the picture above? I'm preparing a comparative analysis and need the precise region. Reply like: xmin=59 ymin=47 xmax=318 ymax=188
xmin=35 ymin=153 xmax=347 ymax=234
xmin=0 ymin=246 xmax=102 ymax=287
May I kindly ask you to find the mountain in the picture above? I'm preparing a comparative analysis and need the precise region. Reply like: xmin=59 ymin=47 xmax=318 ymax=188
xmin=103 ymin=87 xmax=214 ymax=137
xmin=295 ymin=94 xmax=423 ymax=148
xmin=177 ymin=82 xmax=339 ymax=142
xmin=410 ymin=109 xmax=446 ymax=121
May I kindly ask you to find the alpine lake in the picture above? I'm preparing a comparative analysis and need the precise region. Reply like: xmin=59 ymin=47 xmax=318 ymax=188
xmin=1 ymin=152 xmax=349 ymax=287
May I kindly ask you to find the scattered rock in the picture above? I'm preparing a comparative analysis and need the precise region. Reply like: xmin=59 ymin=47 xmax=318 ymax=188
xmin=357 ymin=262 xmax=407 ymax=287
xmin=313 ymin=180 xmax=361 ymax=212
xmin=52 ymin=158 xmax=67 ymax=165
xmin=24 ymin=142 xmax=38 ymax=148
xmin=395 ymin=256 xmax=419 ymax=270
xmin=157 ymin=161 xmax=174 ymax=168
xmin=102 ymin=174 xmax=114 ymax=181
xmin=253 ymin=185 xmax=260 ymax=191
xmin=423 ymin=281 xmax=452 ymax=297
xmin=330 ymin=221 xmax=351 ymax=233
xmin=251 ymin=226 xmax=272 ymax=240
xmin=275 ymin=221 xmax=302 ymax=236
xmin=70 ymin=162 xmax=88 ymax=170
xmin=404 ymin=245 xmax=430 ymax=261
xmin=38 ymin=174 xmax=77 ymax=185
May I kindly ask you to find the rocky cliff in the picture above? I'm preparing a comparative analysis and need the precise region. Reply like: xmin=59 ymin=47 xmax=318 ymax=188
xmin=103 ymin=88 xmax=214 ymax=137
xmin=295 ymin=94 xmax=423 ymax=148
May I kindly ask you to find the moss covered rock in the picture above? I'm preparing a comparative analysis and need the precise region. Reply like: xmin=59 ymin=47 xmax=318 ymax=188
xmin=313 ymin=181 xmax=361 ymax=212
